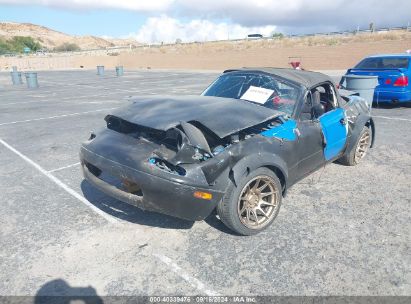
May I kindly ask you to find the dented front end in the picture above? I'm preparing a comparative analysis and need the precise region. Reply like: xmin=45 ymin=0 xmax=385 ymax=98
xmin=80 ymin=110 xmax=287 ymax=221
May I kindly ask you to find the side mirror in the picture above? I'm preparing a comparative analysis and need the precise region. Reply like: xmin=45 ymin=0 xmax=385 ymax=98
xmin=312 ymin=104 xmax=325 ymax=118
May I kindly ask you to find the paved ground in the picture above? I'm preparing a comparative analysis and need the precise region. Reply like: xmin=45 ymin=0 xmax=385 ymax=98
xmin=0 ymin=70 xmax=410 ymax=297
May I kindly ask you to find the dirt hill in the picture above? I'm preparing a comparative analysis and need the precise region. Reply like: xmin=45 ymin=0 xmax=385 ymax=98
xmin=1 ymin=23 xmax=410 ymax=71
xmin=0 ymin=22 xmax=140 ymax=50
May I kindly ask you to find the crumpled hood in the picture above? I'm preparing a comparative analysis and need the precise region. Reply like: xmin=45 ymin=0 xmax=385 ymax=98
xmin=110 ymin=95 xmax=282 ymax=138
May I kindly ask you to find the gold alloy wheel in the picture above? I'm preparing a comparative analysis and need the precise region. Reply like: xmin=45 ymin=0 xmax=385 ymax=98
xmin=354 ymin=129 xmax=371 ymax=164
xmin=237 ymin=175 xmax=280 ymax=229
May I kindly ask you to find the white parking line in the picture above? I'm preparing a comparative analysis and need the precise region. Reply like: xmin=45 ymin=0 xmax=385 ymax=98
xmin=0 ymin=138 xmax=118 ymax=224
xmin=0 ymin=100 xmax=41 ymax=106
xmin=153 ymin=253 xmax=219 ymax=296
xmin=0 ymin=107 xmax=118 ymax=126
xmin=48 ymin=162 xmax=81 ymax=173
xmin=59 ymin=94 xmax=108 ymax=100
xmin=0 ymin=98 xmax=124 ymax=107
xmin=373 ymin=115 xmax=411 ymax=122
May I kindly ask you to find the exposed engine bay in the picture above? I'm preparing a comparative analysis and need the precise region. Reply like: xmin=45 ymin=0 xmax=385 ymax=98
xmin=105 ymin=114 xmax=284 ymax=175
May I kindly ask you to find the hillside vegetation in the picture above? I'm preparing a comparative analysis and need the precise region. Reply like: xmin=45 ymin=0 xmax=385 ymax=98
xmin=0 ymin=36 xmax=42 ymax=54
xmin=0 ymin=22 xmax=140 ymax=51
xmin=147 ymin=30 xmax=411 ymax=54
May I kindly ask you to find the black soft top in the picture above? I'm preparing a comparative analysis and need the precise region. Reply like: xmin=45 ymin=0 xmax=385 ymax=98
xmin=224 ymin=67 xmax=334 ymax=89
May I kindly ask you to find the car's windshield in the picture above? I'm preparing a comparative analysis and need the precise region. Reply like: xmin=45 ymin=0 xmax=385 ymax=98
xmin=355 ymin=57 xmax=410 ymax=69
xmin=202 ymin=73 xmax=301 ymax=116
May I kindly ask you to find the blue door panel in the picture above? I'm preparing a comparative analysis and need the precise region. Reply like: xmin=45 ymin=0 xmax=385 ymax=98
xmin=319 ymin=108 xmax=348 ymax=160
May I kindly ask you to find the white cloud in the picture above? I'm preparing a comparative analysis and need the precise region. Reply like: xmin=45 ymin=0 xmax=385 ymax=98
xmin=0 ymin=0 xmax=174 ymax=11
xmin=176 ymin=0 xmax=411 ymax=30
xmin=1 ymin=0 xmax=411 ymax=35
xmin=128 ymin=15 xmax=277 ymax=43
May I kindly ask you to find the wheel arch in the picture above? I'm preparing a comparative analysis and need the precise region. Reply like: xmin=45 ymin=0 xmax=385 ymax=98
xmin=366 ymin=117 xmax=376 ymax=148
xmin=263 ymin=165 xmax=287 ymax=193
xmin=229 ymin=153 xmax=288 ymax=195
xmin=346 ymin=114 xmax=375 ymax=153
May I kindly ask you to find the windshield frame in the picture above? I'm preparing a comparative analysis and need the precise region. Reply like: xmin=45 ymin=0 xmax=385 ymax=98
xmin=202 ymin=71 xmax=304 ymax=118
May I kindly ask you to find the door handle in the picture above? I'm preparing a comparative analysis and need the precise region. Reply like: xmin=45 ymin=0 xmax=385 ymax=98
xmin=340 ymin=118 xmax=347 ymax=125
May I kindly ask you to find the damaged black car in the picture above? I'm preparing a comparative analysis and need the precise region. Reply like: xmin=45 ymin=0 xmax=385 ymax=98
xmin=80 ymin=68 xmax=375 ymax=235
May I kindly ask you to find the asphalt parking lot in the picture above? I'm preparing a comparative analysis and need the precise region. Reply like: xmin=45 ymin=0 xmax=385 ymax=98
xmin=0 ymin=69 xmax=410 ymax=297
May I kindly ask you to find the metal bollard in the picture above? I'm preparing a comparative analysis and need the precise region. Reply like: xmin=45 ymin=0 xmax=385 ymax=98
xmin=340 ymin=75 xmax=378 ymax=108
xmin=25 ymin=72 xmax=39 ymax=89
xmin=97 ymin=65 xmax=105 ymax=76
xmin=11 ymin=71 xmax=23 ymax=85
xmin=115 ymin=66 xmax=124 ymax=77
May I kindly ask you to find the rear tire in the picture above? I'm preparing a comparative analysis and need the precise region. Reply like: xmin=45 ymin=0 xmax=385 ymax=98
xmin=217 ymin=168 xmax=282 ymax=236
xmin=339 ymin=125 xmax=371 ymax=166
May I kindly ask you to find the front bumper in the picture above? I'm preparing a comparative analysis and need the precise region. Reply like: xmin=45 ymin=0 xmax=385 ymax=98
xmin=80 ymin=146 xmax=223 ymax=221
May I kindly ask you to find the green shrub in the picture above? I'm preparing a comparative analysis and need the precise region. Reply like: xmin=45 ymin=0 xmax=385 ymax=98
xmin=327 ymin=39 xmax=339 ymax=46
xmin=0 ymin=36 xmax=42 ymax=54
xmin=271 ymin=32 xmax=284 ymax=39
xmin=0 ymin=39 xmax=9 ymax=55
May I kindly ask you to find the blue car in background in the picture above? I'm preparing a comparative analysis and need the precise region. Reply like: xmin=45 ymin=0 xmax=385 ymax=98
xmin=343 ymin=54 xmax=411 ymax=104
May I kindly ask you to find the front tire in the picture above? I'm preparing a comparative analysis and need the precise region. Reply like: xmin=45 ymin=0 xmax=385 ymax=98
xmin=217 ymin=168 xmax=282 ymax=236
xmin=339 ymin=125 xmax=371 ymax=166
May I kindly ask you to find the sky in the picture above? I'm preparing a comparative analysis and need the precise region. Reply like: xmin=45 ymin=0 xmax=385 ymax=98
xmin=1 ymin=0 xmax=410 ymax=43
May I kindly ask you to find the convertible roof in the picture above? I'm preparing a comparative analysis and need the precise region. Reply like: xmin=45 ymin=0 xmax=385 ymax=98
xmin=223 ymin=67 xmax=334 ymax=88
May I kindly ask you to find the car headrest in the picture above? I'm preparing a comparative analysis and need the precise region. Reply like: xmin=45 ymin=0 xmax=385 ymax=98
xmin=312 ymin=90 xmax=321 ymax=106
